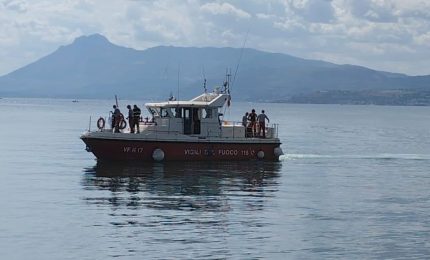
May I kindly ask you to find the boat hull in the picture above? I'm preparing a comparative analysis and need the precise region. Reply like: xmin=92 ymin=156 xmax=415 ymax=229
xmin=81 ymin=136 xmax=282 ymax=161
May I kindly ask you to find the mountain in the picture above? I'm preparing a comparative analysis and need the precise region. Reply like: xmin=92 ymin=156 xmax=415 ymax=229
xmin=0 ymin=33 xmax=429 ymax=103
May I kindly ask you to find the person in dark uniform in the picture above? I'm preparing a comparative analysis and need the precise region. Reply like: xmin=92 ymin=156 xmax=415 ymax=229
xmin=112 ymin=105 xmax=121 ymax=133
xmin=111 ymin=105 xmax=116 ymax=129
xmin=127 ymin=105 xmax=134 ymax=133
xmin=132 ymin=105 xmax=141 ymax=133
xmin=242 ymin=112 xmax=251 ymax=137
xmin=111 ymin=105 xmax=117 ymax=130
xmin=248 ymin=109 xmax=257 ymax=137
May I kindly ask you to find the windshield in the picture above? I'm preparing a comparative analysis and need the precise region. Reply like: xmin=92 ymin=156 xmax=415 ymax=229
xmin=147 ymin=107 xmax=160 ymax=116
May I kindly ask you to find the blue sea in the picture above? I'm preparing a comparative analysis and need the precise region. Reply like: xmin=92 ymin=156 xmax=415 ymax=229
xmin=1 ymin=98 xmax=430 ymax=259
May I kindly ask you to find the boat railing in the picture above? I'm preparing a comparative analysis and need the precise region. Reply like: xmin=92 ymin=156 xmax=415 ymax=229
xmin=221 ymin=120 xmax=279 ymax=139
xmin=271 ymin=123 xmax=279 ymax=138
xmin=89 ymin=115 xmax=183 ymax=135
xmin=88 ymin=116 xmax=279 ymax=139
xmin=221 ymin=120 xmax=243 ymax=127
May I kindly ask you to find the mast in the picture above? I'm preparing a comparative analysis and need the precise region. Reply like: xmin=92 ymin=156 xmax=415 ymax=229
xmin=222 ymin=69 xmax=232 ymax=108
xmin=223 ymin=69 xmax=231 ymax=94
xmin=202 ymin=66 xmax=207 ymax=94
xmin=203 ymin=78 xmax=207 ymax=93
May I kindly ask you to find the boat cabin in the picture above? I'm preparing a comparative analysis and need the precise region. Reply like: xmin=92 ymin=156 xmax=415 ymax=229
xmin=145 ymin=89 xmax=229 ymax=137
xmin=140 ymin=89 xmax=277 ymax=139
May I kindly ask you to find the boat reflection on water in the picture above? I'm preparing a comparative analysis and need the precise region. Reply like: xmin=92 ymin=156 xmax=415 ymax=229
xmin=82 ymin=161 xmax=282 ymax=212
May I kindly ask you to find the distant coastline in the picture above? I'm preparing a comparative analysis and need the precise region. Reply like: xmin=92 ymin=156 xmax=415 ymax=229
xmin=3 ymin=91 xmax=430 ymax=107
xmin=277 ymin=89 xmax=430 ymax=106
xmin=1 ymin=34 xmax=429 ymax=104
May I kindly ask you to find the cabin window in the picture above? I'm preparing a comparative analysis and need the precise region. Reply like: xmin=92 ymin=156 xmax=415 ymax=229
xmin=184 ymin=109 xmax=190 ymax=119
xmin=203 ymin=108 xmax=213 ymax=118
xmin=160 ymin=107 xmax=172 ymax=118
xmin=148 ymin=107 xmax=160 ymax=116
xmin=174 ymin=107 xmax=182 ymax=118
xmin=193 ymin=108 xmax=200 ymax=120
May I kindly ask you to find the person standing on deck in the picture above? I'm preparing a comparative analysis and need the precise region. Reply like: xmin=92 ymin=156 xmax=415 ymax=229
xmin=111 ymin=105 xmax=116 ymax=129
xmin=242 ymin=112 xmax=249 ymax=127
xmin=133 ymin=105 xmax=141 ymax=133
xmin=242 ymin=112 xmax=250 ymax=137
xmin=113 ymin=105 xmax=121 ymax=133
xmin=248 ymin=109 xmax=257 ymax=137
xmin=126 ymin=105 xmax=134 ymax=133
xmin=257 ymin=110 xmax=270 ymax=138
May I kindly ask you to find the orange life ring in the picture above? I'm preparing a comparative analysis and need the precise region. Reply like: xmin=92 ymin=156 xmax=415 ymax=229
xmin=97 ymin=117 xmax=105 ymax=129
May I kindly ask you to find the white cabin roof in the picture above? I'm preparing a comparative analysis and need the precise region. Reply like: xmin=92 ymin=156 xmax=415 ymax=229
xmin=146 ymin=91 xmax=230 ymax=108
xmin=145 ymin=100 xmax=210 ymax=108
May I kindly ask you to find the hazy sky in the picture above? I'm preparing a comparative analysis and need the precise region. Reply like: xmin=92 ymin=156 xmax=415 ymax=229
xmin=1 ymin=0 xmax=429 ymax=76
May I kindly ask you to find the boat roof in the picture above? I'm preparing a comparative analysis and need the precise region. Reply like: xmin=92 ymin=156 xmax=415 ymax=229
xmin=145 ymin=100 xmax=211 ymax=108
xmin=146 ymin=91 xmax=230 ymax=108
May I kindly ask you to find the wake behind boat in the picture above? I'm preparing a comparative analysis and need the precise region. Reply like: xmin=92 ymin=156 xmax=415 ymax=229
xmin=81 ymin=75 xmax=283 ymax=162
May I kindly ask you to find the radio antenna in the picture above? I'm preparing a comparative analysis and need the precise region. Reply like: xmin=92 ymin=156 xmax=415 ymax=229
xmin=202 ymin=65 xmax=207 ymax=93
xmin=177 ymin=63 xmax=180 ymax=102
xmin=231 ymin=29 xmax=249 ymax=92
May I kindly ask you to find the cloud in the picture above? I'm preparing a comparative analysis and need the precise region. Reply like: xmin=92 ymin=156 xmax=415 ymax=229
xmin=414 ymin=32 xmax=430 ymax=47
xmin=0 ymin=0 xmax=429 ymax=76
xmin=200 ymin=2 xmax=251 ymax=19
xmin=289 ymin=0 xmax=336 ymax=23
xmin=2 ymin=0 xmax=27 ymax=12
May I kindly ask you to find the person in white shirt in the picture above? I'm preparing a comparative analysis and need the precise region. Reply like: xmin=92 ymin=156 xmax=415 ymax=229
xmin=242 ymin=112 xmax=249 ymax=127
xmin=257 ymin=110 xmax=270 ymax=138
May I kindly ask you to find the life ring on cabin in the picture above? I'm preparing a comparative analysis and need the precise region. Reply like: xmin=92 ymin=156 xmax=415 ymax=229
xmin=97 ymin=117 xmax=105 ymax=129
xmin=119 ymin=119 xmax=127 ymax=130
xmin=118 ymin=113 xmax=127 ymax=130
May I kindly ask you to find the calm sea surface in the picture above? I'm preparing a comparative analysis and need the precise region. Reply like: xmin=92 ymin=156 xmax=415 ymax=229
xmin=1 ymin=98 xmax=430 ymax=259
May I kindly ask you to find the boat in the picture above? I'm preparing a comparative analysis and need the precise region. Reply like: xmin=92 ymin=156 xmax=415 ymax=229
xmin=80 ymin=76 xmax=283 ymax=162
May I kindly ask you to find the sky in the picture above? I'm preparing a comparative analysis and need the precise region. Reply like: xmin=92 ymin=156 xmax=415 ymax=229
xmin=0 ymin=0 xmax=429 ymax=76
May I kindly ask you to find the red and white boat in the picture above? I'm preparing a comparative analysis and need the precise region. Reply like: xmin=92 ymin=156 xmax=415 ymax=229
xmin=81 ymin=80 xmax=283 ymax=162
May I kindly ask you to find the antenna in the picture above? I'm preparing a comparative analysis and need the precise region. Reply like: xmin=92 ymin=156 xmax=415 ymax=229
xmin=202 ymin=66 xmax=207 ymax=93
xmin=231 ymin=29 xmax=249 ymax=92
xmin=177 ymin=63 xmax=180 ymax=102
xmin=222 ymin=69 xmax=232 ymax=117
xmin=204 ymin=79 xmax=207 ymax=93
xmin=222 ymin=68 xmax=231 ymax=93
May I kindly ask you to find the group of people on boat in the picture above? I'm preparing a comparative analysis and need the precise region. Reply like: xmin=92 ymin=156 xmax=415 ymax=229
xmin=108 ymin=103 xmax=270 ymax=138
xmin=242 ymin=109 xmax=270 ymax=138
xmin=111 ymin=104 xmax=141 ymax=133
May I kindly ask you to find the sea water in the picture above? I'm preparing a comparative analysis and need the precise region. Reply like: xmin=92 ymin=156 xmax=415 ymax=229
xmin=0 ymin=98 xmax=429 ymax=259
